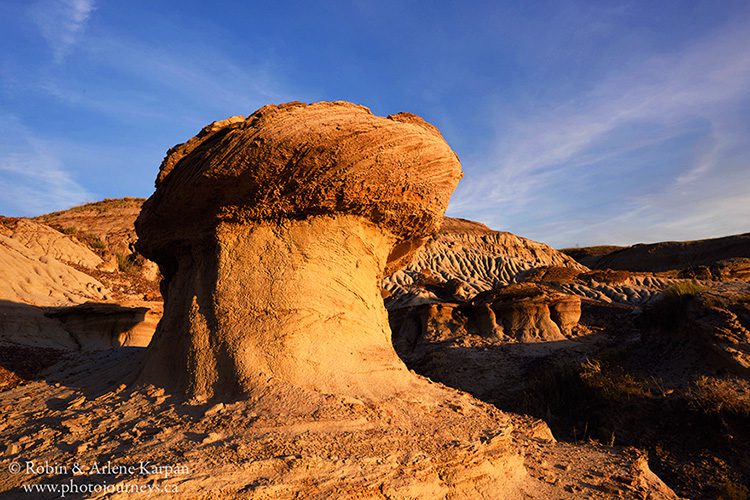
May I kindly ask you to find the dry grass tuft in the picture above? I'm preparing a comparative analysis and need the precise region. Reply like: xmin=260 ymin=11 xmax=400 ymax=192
xmin=686 ymin=376 xmax=750 ymax=417
xmin=116 ymin=253 xmax=136 ymax=274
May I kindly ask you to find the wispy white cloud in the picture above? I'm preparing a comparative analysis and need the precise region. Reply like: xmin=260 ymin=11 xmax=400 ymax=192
xmin=449 ymin=21 xmax=750 ymax=246
xmin=85 ymin=35 xmax=290 ymax=115
xmin=0 ymin=114 xmax=94 ymax=216
xmin=30 ymin=0 xmax=95 ymax=63
xmin=31 ymin=32 xmax=297 ymax=129
xmin=2 ymin=15 xmax=298 ymax=215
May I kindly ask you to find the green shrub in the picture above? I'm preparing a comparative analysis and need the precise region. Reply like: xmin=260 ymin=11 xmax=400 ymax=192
xmin=665 ymin=280 xmax=705 ymax=298
xmin=116 ymin=253 xmax=136 ymax=274
xmin=77 ymin=232 xmax=106 ymax=252
xmin=641 ymin=280 xmax=705 ymax=331
xmin=521 ymin=355 xmax=659 ymax=444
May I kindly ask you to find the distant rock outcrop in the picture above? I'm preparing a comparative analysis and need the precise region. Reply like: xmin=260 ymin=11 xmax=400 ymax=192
xmin=136 ymin=101 xmax=464 ymax=401
xmin=384 ymin=218 xmax=586 ymax=307
xmin=36 ymin=198 xmax=145 ymax=258
xmin=391 ymin=283 xmax=582 ymax=365
xmin=524 ymin=266 xmax=677 ymax=306
xmin=473 ymin=283 xmax=582 ymax=341
xmin=385 ymin=221 xmax=681 ymax=309
xmin=45 ymin=302 xmax=159 ymax=351
xmin=640 ymin=286 xmax=750 ymax=376
xmin=706 ymin=257 xmax=750 ymax=281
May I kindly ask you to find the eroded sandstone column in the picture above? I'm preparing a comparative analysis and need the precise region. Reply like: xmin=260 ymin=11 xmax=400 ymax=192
xmin=135 ymin=101 xmax=462 ymax=401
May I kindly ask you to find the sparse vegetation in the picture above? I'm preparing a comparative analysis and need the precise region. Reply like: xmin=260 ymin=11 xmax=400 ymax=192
xmin=50 ymin=224 xmax=107 ymax=253
xmin=0 ymin=216 xmax=20 ymax=231
xmin=521 ymin=356 xmax=654 ymax=443
xmin=717 ymin=480 xmax=750 ymax=500
xmin=78 ymin=232 xmax=106 ymax=252
xmin=640 ymin=280 xmax=706 ymax=331
xmin=40 ymin=197 xmax=146 ymax=217
xmin=665 ymin=280 xmax=705 ymax=298
xmin=687 ymin=376 xmax=750 ymax=416
xmin=515 ymin=350 xmax=750 ymax=498
xmin=116 ymin=253 xmax=136 ymax=274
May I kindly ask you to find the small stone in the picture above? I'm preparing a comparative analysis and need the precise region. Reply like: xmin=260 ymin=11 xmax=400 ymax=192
xmin=61 ymin=418 xmax=83 ymax=431
xmin=202 ymin=432 xmax=223 ymax=444
xmin=149 ymin=387 xmax=165 ymax=398
xmin=68 ymin=396 xmax=86 ymax=408
xmin=204 ymin=403 xmax=225 ymax=416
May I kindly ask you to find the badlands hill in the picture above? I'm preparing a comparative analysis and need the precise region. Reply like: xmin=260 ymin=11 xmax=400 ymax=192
xmin=563 ymin=233 xmax=750 ymax=278
xmin=0 ymin=216 xmax=109 ymax=307
xmin=36 ymin=197 xmax=145 ymax=257
xmin=0 ymin=200 xmax=159 ymax=354
xmin=386 ymin=217 xmax=681 ymax=312
xmin=385 ymin=217 xmax=584 ymax=302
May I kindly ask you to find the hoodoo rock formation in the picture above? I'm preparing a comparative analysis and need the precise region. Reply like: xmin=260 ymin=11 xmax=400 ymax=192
xmin=136 ymin=101 xmax=463 ymax=401
xmin=0 ymin=105 xmax=684 ymax=497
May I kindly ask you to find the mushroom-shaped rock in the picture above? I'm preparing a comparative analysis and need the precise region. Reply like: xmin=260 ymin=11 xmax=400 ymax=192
xmin=136 ymin=101 xmax=462 ymax=401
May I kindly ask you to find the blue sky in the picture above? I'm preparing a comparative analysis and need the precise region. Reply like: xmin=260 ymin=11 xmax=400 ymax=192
xmin=1 ymin=0 xmax=749 ymax=247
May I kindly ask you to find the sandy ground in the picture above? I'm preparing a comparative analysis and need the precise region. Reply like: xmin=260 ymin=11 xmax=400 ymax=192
xmin=0 ymin=347 xmax=676 ymax=499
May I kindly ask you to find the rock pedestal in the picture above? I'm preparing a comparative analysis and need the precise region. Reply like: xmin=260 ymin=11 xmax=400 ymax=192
xmin=136 ymin=101 xmax=462 ymax=401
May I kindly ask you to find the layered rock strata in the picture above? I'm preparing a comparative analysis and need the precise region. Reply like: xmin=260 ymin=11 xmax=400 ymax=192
xmin=136 ymin=101 xmax=463 ymax=401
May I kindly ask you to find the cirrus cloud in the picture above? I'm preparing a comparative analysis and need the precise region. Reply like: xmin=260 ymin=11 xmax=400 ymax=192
xmin=30 ymin=0 xmax=95 ymax=63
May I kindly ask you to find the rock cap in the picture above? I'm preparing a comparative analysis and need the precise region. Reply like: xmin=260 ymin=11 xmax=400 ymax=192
xmin=136 ymin=101 xmax=462 ymax=260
